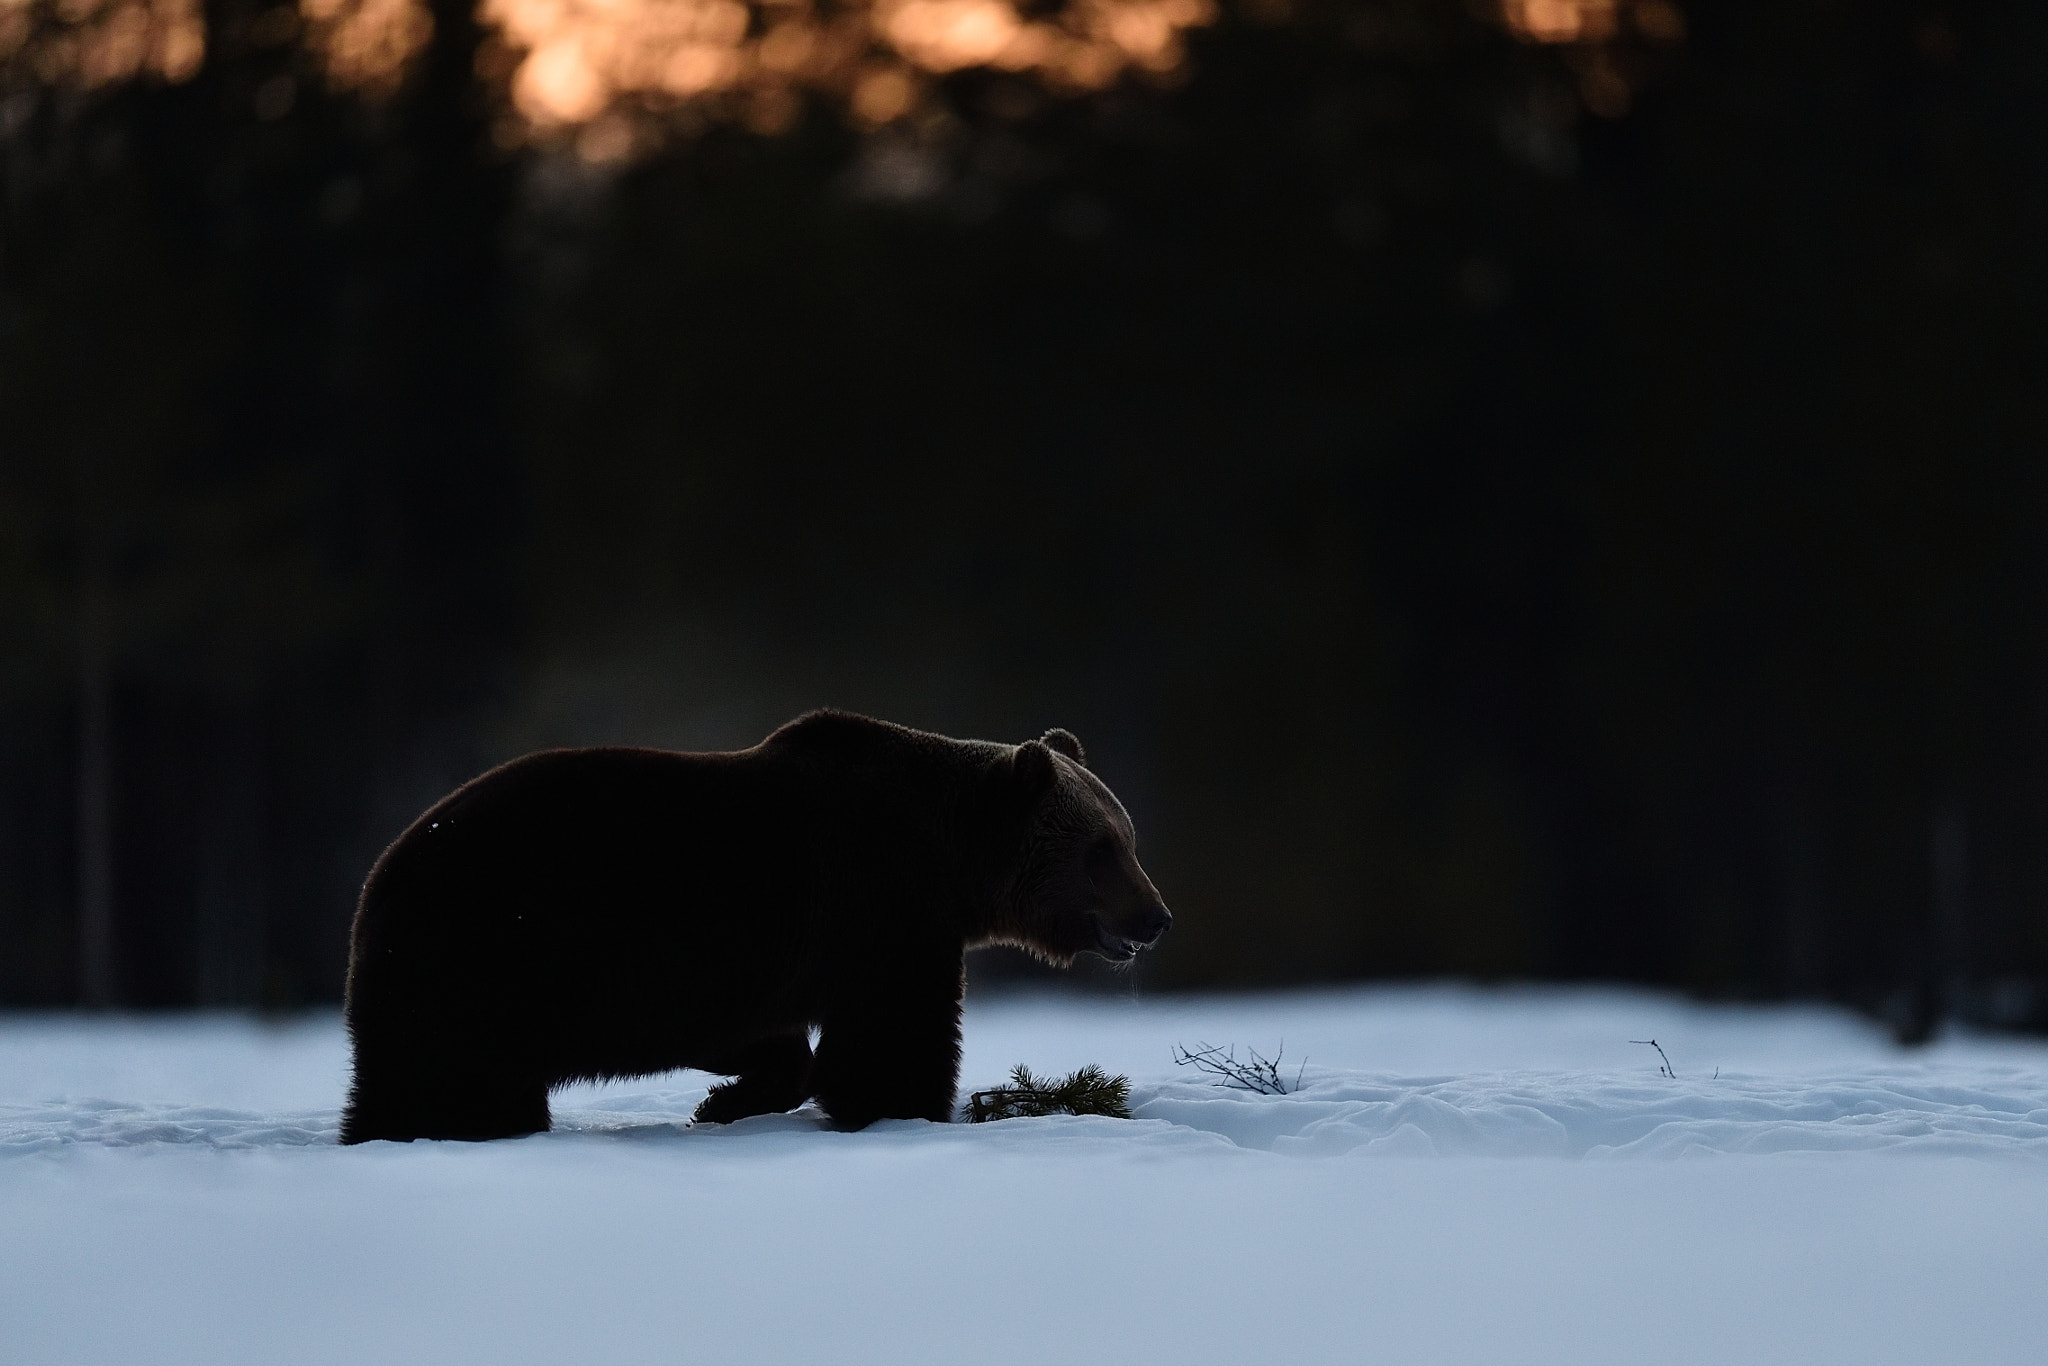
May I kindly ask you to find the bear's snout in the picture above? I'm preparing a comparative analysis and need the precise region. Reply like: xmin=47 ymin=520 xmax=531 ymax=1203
xmin=1094 ymin=901 xmax=1171 ymax=960
xmin=1132 ymin=903 xmax=1172 ymax=947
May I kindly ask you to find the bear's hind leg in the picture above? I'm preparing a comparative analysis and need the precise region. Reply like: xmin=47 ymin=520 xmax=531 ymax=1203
xmin=342 ymin=1076 xmax=549 ymax=1143
xmin=342 ymin=1044 xmax=550 ymax=1144
xmin=692 ymin=1031 xmax=814 ymax=1124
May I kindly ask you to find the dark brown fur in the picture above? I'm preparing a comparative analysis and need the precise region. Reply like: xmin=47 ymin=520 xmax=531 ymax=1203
xmin=339 ymin=711 xmax=1170 ymax=1142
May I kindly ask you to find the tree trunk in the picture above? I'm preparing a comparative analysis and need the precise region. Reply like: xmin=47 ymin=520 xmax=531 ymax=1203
xmin=75 ymin=538 xmax=114 ymax=1010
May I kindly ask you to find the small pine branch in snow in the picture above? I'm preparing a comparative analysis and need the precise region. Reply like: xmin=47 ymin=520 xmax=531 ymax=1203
xmin=966 ymin=1065 xmax=1132 ymax=1122
xmin=1171 ymin=1041 xmax=1303 ymax=1095
xmin=1629 ymin=1038 xmax=1676 ymax=1078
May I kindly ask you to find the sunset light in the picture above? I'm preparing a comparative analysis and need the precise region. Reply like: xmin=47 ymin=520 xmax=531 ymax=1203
xmin=302 ymin=0 xmax=434 ymax=94
xmin=1501 ymin=0 xmax=1683 ymax=45
xmin=5 ymin=0 xmax=1679 ymax=145
xmin=0 ymin=0 xmax=1216 ymax=130
xmin=0 ymin=0 xmax=204 ymax=86
xmin=472 ymin=0 xmax=1216 ymax=135
xmin=1501 ymin=0 xmax=1614 ymax=44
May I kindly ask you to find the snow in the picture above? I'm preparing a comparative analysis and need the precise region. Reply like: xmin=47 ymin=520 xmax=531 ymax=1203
xmin=5 ymin=984 xmax=2047 ymax=1364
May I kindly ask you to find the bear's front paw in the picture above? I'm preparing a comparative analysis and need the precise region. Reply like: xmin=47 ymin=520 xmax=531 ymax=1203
xmin=691 ymin=1084 xmax=748 ymax=1125
xmin=693 ymin=1078 xmax=803 ymax=1125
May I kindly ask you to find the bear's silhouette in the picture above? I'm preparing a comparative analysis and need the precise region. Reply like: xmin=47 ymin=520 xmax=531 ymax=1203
xmin=340 ymin=711 xmax=1170 ymax=1142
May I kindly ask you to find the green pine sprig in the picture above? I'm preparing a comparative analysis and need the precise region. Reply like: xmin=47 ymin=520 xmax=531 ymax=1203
xmin=965 ymin=1063 xmax=1132 ymax=1122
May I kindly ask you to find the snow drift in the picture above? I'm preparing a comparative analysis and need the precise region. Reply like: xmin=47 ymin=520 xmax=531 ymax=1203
xmin=4 ymin=985 xmax=2046 ymax=1365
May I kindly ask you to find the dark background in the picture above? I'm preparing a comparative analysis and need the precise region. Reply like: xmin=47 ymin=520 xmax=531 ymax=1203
xmin=3 ymin=0 xmax=2044 ymax=1038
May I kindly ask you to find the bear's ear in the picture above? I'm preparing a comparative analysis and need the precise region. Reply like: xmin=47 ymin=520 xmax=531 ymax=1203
xmin=1012 ymin=740 xmax=1059 ymax=802
xmin=1039 ymin=728 xmax=1086 ymax=768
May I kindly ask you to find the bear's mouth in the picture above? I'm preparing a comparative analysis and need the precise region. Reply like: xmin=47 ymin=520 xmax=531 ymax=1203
xmin=1093 ymin=925 xmax=1143 ymax=962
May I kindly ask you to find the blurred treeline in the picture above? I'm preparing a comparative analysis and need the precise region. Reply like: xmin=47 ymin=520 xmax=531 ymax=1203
xmin=2 ymin=0 xmax=2044 ymax=1036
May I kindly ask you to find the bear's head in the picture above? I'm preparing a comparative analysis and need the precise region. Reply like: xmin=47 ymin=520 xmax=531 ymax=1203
xmin=983 ymin=728 xmax=1173 ymax=966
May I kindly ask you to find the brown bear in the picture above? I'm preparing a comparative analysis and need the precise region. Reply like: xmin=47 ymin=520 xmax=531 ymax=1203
xmin=339 ymin=711 xmax=1171 ymax=1142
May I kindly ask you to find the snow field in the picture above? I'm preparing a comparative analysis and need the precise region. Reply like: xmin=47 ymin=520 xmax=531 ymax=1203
xmin=4 ymin=985 xmax=2047 ymax=1365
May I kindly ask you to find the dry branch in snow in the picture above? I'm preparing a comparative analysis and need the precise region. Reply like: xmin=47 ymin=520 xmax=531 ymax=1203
xmin=1171 ymin=1041 xmax=1303 ymax=1095
xmin=1629 ymin=1038 xmax=1676 ymax=1078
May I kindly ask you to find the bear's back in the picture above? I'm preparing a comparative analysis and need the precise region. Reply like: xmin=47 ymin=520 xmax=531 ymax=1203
xmin=352 ymin=746 xmax=833 ymax=1063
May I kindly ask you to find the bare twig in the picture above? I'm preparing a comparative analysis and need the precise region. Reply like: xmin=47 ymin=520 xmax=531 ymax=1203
xmin=1171 ymin=1040 xmax=1297 ymax=1095
xmin=1629 ymin=1038 xmax=1676 ymax=1078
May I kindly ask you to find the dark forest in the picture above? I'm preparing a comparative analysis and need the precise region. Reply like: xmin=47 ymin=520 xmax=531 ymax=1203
xmin=2 ymin=0 xmax=2044 ymax=1037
